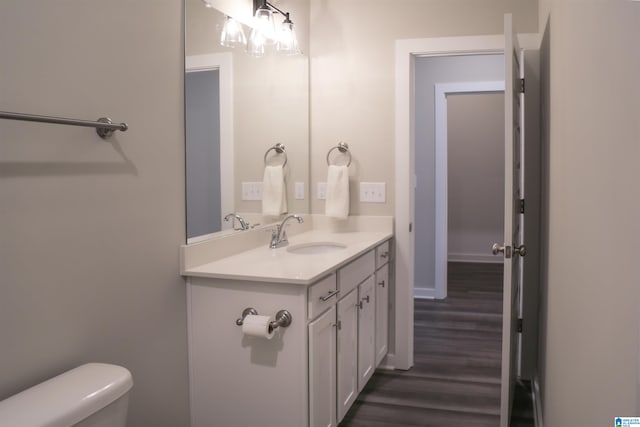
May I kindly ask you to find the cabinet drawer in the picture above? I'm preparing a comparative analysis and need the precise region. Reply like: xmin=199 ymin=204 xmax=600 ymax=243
xmin=375 ymin=240 xmax=391 ymax=269
xmin=338 ymin=251 xmax=375 ymax=296
xmin=308 ymin=274 xmax=338 ymax=319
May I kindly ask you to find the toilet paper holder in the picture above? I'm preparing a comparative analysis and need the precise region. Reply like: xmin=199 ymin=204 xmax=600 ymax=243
xmin=235 ymin=307 xmax=293 ymax=332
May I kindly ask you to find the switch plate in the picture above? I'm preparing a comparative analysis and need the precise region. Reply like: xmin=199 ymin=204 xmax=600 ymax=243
xmin=242 ymin=182 xmax=263 ymax=201
xmin=295 ymin=182 xmax=305 ymax=200
xmin=317 ymin=182 xmax=327 ymax=200
xmin=359 ymin=182 xmax=386 ymax=203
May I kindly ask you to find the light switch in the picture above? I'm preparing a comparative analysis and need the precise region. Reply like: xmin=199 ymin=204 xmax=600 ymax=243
xmin=317 ymin=182 xmax=327 ymax=200
xmin=359 ymin=182 xmax=386 ymax=203
xmin=242 ymin=182 xmax=263 ymax=201
xmin=295 ymin=182 xmax=305 ymax=200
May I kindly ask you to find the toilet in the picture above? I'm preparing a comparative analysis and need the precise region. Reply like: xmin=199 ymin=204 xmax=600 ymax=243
xmin=0 ymin=363 xmax=133 ymax=427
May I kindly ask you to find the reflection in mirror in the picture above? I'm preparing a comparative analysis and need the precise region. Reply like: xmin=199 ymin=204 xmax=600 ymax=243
xmin=185 ymin=0 xmax=310 ymax=242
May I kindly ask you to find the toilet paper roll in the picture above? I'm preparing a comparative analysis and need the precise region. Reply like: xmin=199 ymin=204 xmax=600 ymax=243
xmin=241 ymin=315 xmax=275 ymax=339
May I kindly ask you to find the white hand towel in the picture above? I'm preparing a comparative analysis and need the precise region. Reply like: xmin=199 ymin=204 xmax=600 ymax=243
xmin=325 ymin=165 xmax=350 ymax=219
xmin=262 ymin=165 xmax=287 ymax=216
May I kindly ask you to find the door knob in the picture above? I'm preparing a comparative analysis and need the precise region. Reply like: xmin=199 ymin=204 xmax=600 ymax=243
xmin=514 ymin=244 xmax=527 ymax=257
xmin=492 ymin=243 xmax=512 ymax=258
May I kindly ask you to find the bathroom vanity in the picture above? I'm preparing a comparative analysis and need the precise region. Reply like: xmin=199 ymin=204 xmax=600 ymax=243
xmin=181 ymin=216 xmax=393 ymax=427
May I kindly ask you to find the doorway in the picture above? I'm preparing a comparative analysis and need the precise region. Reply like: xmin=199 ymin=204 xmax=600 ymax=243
xmin=413 ymin=55 xmax=504 ymax=301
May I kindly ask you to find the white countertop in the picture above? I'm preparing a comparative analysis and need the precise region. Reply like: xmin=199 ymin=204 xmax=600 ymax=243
xmin=183 ymin=229 xmax=392 ymax=285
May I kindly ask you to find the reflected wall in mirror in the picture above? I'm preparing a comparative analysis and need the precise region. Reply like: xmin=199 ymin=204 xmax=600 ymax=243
xmin=185 ymin=0 xmax=310 ymax=241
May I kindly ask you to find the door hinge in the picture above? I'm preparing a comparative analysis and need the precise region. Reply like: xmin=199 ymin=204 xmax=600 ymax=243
xmin=519 ymin=199 xmax=525 ymax=214
xmin=518 ymin=78 xmax=525 ymax=94
xmin=517 ymin=318 xmax=523 ymax=333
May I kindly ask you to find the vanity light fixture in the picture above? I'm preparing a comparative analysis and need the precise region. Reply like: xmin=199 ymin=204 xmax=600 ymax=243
xmin=204 ymin=0 xmax=300 ymax=57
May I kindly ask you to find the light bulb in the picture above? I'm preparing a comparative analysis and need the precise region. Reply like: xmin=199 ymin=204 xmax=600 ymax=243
xmin=277 ymin=18 xmax=300 ymax=55
xmin=252 ymin=6 xmax=276 ymax=45
xmin=220 ymin=16 xmax=246 ymax=48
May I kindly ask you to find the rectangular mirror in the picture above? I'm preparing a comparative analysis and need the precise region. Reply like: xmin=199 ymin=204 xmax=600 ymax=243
xmin=185 ymin=0 xmax=310 ymax=241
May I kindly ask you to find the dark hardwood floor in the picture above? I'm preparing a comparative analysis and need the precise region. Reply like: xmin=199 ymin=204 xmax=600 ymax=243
xmin=339 ymin=262 xmax=534 ymax=427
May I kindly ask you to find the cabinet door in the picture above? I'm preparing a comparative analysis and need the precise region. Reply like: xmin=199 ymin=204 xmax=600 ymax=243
xmin=309 ymin=305 xmax=337 ymax=427
xmin=337 ymin=288 xmax=358 ymax=422
xmin=375 ymin=264 xmax=389 ymax=367
xmin=357 ymin=275 xmax=376 ymax=392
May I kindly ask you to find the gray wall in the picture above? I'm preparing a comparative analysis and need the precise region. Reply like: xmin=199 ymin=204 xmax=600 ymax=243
xmin=0 ymin=1 xmax=190 ymax=426
xmin=186 ymin=69 xmax=222 ymax=239
xmin=414 ymin=54 xmax=504 ymax=292
xmin=309 ymin=0 xmax=538 ymax=216
xmin=537 ymin=0 xmax=640 ymax=424
xmin=447 ymin=93 xmax=504 ymax=261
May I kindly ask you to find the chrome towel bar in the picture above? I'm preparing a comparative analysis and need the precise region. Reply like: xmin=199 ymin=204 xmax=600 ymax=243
xmin=0 ymin=111 xmax=128 ymax=139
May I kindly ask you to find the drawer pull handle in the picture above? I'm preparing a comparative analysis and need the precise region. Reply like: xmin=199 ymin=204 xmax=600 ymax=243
xmin=357 ymin=301 xmax=363 ymax=309
xmin=363 ymin=295 xmax=370 ymax=304
xmin=380 ymin=251 xmax=389 ymax=259
xmin=320 ymin=290 xmax=340 ymax=302
xmin=378 ymin=280 xmax=385 ymax=288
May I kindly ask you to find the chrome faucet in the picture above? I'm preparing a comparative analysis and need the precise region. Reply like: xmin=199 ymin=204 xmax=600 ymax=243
xmin=224 ymin=213 xmax=250 ymax=231
xmin=270 ymin=214 xmax=304 ymax=249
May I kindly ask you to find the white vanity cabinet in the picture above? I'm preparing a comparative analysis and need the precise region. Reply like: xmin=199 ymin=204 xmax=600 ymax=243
xmin=187 ymin=236 xmax=392 ymax=427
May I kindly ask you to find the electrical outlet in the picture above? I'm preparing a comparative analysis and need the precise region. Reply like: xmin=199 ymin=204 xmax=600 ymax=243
xmin=317 ymin=182 xmax=327 ymax=200
xmin=242 ymin=182 xmax=263 ymax=201
xmin=295 ymin=182 xmax=305 ymax=200
xmin=359 ymin=182 xmax=386 ymax=203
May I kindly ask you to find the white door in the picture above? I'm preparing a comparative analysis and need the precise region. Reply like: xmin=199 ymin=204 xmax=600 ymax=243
xmin=337 ymin=288 xmax=358 ymax=422
xmin=309 ymin=305 xmax=337 ymax=427
xmin=357 ymin=276 xmax=376 ymax=391
xmin=496 ymin=13 xmax=526 ymax=427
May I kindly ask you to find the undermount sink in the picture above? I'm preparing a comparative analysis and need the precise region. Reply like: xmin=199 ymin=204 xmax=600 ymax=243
xmin=286 ymin=242 xmax=347 ymax=255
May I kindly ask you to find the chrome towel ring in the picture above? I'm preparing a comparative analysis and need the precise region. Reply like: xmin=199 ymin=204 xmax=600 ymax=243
xmin=264 ymin=143 xmax=287 ymax=168
xmin=326 ymin=142 xmax=352 ymax=167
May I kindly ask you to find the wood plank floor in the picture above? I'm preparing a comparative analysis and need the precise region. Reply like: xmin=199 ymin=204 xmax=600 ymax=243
xmin=339 ymin=262 xmax=534 ymax=427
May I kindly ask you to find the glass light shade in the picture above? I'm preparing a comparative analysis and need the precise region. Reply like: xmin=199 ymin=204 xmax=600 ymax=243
xmin=247 ymin=29 xmax=266 ymax=57
xmin=220 ymin=16 xmax=246 ymax=48
xmin=277 ymin=20 xmax=300 ymax=55
xmin=253 ymin=6 xmax=276 ymax=45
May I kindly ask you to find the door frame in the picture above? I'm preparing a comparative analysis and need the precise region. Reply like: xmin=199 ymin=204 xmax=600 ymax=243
xmin=186 ymin=53 xmax=234 ymax=243
xmin=433 ymin=81 xmax=505 ymax=300
xmin=393 ymin=34 xmax=539 ymax=370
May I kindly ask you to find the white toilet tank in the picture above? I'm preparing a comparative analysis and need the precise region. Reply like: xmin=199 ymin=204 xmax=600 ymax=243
xmin=0 ymin=363 xmax=133 ymax=427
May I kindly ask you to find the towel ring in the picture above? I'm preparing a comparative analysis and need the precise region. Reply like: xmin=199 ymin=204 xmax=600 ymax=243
xmin=264 ymin=143 xmax=287 ymax=168
xmin=326 ymin=142 xmax=352 ymax=167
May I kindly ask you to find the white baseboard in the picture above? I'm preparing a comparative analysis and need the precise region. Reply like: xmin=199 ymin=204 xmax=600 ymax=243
xmin=448 ymin=252 xmax=502 ymax=263
xmin=532 ymin=375 xmax=543 ymax=427
xmin=414 ymin=287 xmax=436 ymax=299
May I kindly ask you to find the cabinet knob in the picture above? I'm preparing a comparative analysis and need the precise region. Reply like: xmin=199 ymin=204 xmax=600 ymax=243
xmin=380 ymin=251 xmax=389 ymax=259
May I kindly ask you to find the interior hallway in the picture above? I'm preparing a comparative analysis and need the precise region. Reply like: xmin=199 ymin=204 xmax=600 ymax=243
xmin=340 ymin=262 xmax=533 ymax=426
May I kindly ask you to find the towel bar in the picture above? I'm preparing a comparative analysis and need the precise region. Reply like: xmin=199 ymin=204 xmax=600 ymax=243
xmin=0 ymin=111 xmax=128 ymax=139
